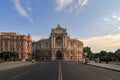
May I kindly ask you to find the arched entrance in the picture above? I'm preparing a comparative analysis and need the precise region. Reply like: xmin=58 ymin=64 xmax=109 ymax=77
xmin=56 ymin=51 xmax=63 ymax=60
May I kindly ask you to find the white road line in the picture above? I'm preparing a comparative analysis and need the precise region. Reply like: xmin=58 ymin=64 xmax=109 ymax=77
xmin=58 ymin=63 xmax=63 ymax=80
xmin=101 ymin=76 xmax=112 ymax=80
xmin=11 ymin=71 xmax=30 ymax=79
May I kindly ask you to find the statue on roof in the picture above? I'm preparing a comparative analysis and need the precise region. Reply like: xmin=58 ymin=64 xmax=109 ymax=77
xmin=56 ymin=24 xmax=62 ymax=29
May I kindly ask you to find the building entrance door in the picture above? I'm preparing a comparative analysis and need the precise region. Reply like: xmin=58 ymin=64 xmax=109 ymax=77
xmin=56 ymin=51 xmax=63 ymax=60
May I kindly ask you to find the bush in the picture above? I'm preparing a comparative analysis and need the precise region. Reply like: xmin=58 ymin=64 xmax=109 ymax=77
xmin=0 ymin=52 xmax=19 ymax=62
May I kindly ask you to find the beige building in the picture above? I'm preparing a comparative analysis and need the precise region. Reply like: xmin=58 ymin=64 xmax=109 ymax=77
xmin=0 ymin=32 xmax=32 ymax=60
xmin=33 ymin=25 xmax=83 ymax=60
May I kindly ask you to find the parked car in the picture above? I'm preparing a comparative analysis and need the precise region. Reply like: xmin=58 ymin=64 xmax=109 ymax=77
xmin=21 ymin=59 xmax=26 ymax=62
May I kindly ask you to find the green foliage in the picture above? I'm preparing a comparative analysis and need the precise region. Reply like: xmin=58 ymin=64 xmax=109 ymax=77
xmin=83 ymin=46 xmax=120 ymax=62
xmin=82 ymin=47 xmax=120 ymax=62
xmin=0 ymin=52 xmax=19 ymax=62
xmin=83 ymin=47 xmax=94 ymax=60
xmin=94 ymin=50 xmax=120 ymax=62
xmin=83 ymin=47 xmax=92 ymax=54
xmin=115 ymin=49 xmax=120 ymax=61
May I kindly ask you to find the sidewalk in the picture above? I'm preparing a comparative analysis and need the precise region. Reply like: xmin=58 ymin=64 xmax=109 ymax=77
xmin=88 ymin=61 xmax=120 ymax=72
xmin=0 ymin=61 xmax=33 ymax=71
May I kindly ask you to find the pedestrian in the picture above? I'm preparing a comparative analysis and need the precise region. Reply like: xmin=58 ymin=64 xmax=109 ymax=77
xmin=14 ymin=58 xmax=15 ymax=62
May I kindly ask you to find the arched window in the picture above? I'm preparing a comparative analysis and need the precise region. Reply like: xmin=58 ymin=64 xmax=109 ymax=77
xmin=46 ymin=42 xmax=48 ymax=47
xmin=56 ymin=37 xmax=62 ymax=47
xmin=39 ymin=43 xmax=41 ymax=48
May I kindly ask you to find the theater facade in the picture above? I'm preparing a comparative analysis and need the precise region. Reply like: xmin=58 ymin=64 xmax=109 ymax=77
xmin=33 ymin=24 xmax=83 ymax=60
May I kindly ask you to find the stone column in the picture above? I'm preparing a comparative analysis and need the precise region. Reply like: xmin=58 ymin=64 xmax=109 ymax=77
xmin=63 ymin=36 xmax=64 ymax=47
xmin=63 ymin=50 xmax=67 ymax=60
xmin=51 ymin=37 xmax=54 ymax=48
xmin=54 ymin=37 xmax=55 ymax=47
xmin=51 ymin=50 xmax=56 ymax=60
xmin=64 ymin=36 xmax=66 ymax=47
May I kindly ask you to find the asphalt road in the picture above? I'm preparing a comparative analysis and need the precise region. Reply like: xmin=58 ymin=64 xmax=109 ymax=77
xmin=0 ymin=61 xmax=120 ymax=80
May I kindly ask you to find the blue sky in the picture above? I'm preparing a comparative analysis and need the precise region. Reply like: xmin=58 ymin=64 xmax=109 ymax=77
xmin=1 ymin=0 xmax=120 ymax=53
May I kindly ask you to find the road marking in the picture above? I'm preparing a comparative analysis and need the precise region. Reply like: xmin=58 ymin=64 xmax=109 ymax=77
xmin=58 ymin=63 xmax=63 ymax=80
xmin=11 ymin=71 xmax=30 ymax=79
xmin=101 ymin=76 xmax=112 ymax=80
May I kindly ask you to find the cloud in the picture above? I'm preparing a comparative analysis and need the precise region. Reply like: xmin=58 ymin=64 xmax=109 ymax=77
xmin=82 ymin=34 xmax=120 ymax=53
xmin=12 ymin=0 xmax=33 ymax=23
xmin=95 ymin=12 xmax=120 ymax=35
xmin=112 ymin=15 xmax=120 ymax=21
xmin=95 ymin=11 xmax=120 ymax=27
xmin=102 ymin=14 xmax=120 ymax=24
xmin=31 ymin=35 xmax=41 ymax=41
xmin=54 ymin=0 xmax=89 ymax=13
xmin=27 ymin=7 xmax=33 ymax=12
xmin=103 ymin=18 xmax=111 ymax=22
xmin=55 ymin=0 xmax=73 ymax=12
xmin=111 ymin=26 xmax=120 ymax=33
xmin=116 ymin=26 xmax=120 ymax=31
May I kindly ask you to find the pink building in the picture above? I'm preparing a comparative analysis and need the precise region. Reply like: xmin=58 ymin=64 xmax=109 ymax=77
xmin=0 ymin=32 xmax=32 ymax=60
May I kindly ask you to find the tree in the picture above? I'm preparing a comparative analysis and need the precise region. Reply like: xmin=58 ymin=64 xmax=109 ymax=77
xmin=83 ymin=47 xmax=94 ymax=60
xmin=83 ymin=47 xmax=92 ymax=54
xmin=99 ymin=51 xmax=108 ymax=62
xmin=99 ymin=51 xmax=107 ymax=57
xmin=107 ymin=52 xmax=115 ymax=61
xmin=0 ymin=52 xmax=19 ymax=62
xmin=115 ymin=49 xmax=120 ymax=61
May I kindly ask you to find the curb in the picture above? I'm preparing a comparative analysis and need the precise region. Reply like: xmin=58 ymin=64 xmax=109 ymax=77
xmin=80 ymin=62 xmax=120 ymax=72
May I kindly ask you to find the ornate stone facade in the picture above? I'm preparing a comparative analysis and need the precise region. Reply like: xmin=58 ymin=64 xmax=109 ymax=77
xmin=33 ymin=25 xmax=83 ymax=60
xmin=0 ymin=32 xmax=32 ymax=60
